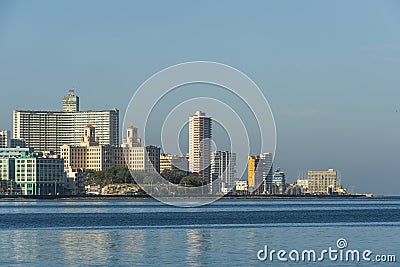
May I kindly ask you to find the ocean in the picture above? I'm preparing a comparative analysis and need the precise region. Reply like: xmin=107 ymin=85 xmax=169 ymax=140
xmin=0 ymin=198 xmax=399 ymax=266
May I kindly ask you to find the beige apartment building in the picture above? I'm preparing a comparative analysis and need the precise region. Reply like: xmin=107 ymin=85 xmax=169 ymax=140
xmin=307 ymin=169 xmax=338 ymax=194
xmin=61 ymin=125 xmax=160 ymax=173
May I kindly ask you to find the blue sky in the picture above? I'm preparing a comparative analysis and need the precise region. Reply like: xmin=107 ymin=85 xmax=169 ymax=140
xmin=1 ymin=0 xmax=400 ymax=195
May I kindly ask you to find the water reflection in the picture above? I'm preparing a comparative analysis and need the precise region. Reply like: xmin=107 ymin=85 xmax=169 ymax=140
xmin=186 ymin=229 xmax=211 ymax=266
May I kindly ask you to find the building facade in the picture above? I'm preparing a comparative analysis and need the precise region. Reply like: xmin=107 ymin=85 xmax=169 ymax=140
xmin=61 ymin=125 xmax=118 ymax=171
xmin=211 ymin=151 xmax=236 ymax=193
xmin=0 ymin=130 xmax=10 ymax=148
xmin=0 ymin=148 xmax=65 ymax=195
xmin=122 ymin=127 xmax=160 ymax=173
xmin=64 ymin=167 xmax=85 ymax=195
xmin=271 ymin=168 xmax=286 ymax=195
xmin=189 ymin=111 xmax=212 ymax=181
xmin=247 ymin=153 xmax=273 ymax=194
xmin=61 ymin=125 xmax=160 ymax=173
xmin=13 ymin=90 xmax=119 ymax=153
xmin=307 ymin=169 xmax=338 ymax=194
xmin=160 ymin=153 xmax=188 ymax=173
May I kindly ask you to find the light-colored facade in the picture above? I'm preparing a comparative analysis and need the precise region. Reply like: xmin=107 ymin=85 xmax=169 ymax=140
xmin=189 ymin=111 xmax=212 ymax=181
xmin=122 ymin=127 xmax=160 ymax=173
xmin=62 ymin=89 xmax=79 ymax=112
xmin=160 ymin=153 xmax=188 ymax=173
xmin=122 ymin=125 xmax=141 ymax=148
xmin=61 ymin=125 xmax=118 ymax=171
xmin=123 ymin=146 xmax=160 ymax=173
xmin=307 ymin=169 xmax=338 ymax=194
xmin=13 ymin=91 xmax=119 ymax=153
xmin=61 ymin=125 xmax=160 ymax=173
xmin=234 ymin=181 xmax=248 ymax=192
xmin=0 ymin=130 xmax=10 ymax=148
xmin=211 ymin=151 xmax=236 ymax=193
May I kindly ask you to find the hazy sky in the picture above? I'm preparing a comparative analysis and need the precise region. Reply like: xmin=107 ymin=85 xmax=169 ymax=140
xmin=1 ymin=1 xmax=399 ymax=195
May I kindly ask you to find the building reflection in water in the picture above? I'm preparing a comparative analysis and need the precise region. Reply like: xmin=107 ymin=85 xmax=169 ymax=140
xmin=186 ymin=229 xmax=211 ymax=266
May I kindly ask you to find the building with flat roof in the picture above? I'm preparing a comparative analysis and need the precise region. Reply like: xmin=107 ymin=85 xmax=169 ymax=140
xmin=272 ymin=168 xmax=286 ymax=195
xmin=0 ymin=148 xmax=65 ymax=195
xmin=13 ymin=90 xmax=119 ymax=153
xmin=189 ymin=111 xmax=212 ymax=182
xmin=211 ymin=151 xmax=236 ymax=193
xmin=307 ymin=169 xmax=339 ymax=195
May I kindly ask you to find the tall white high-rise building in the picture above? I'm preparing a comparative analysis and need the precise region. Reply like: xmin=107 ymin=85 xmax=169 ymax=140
xmin=189 ymin=111 xmax=212 ymax=182
xmin=13 ymin=90 xmax=119 ymax=153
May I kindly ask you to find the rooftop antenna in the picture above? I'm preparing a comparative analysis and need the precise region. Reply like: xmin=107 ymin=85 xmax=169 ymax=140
xmin=69 ymin=88 xmax=75 ymax=96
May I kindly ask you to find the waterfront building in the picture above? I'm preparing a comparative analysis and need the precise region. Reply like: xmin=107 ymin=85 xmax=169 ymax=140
xmin=247 ymin=153 xmax=273 ymax=194
xmin=64 ymin=167 xmax=85 ymax=195
xmin=0 ymin=148 xmax=65 ymax=195
xmin=0 ymin=130 xmax=10 ymax=148
xmin=307 ymin=169 xmax=339 ymax=195
xmin=160 ymin=153 xmax=188 ymax=173
xmin=211 ymin=151 xmax=236 ymax=193
xmin=13 ymin=90 xmax=119 ymax=153
xmin=271 ymin=168 xmax=286 ymax=195
xmin=234 ymin=181 xmax=248 ymax=195
xmin=296 ymin=178 xmax=308 ymax=193
xmin=189 ymin=111 xmax=212 ymax=183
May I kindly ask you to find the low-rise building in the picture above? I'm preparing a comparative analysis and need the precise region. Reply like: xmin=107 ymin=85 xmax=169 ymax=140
xmin=234 ymin=180 xmax=248 ymax=195
xmin=65 ymin=167 xmax=85 ymax=195
xmin=0 ymin=148 xmax=65 ymax=195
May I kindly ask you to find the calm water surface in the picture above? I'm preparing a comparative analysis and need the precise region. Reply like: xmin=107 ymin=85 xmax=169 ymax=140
xmin=0 ymin=198 xmax=399 ymax=266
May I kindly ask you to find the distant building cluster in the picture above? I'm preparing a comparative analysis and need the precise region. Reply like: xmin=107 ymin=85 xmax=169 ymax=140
xmin=0 ymin=90 xmax=348 ymax=196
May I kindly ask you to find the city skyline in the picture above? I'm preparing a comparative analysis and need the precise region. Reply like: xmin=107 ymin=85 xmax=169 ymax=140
xmin=1 ymin=1 xmax=399 ymax=195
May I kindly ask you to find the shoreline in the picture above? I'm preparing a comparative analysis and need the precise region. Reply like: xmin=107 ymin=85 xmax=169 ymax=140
xmin=0 ymin=194 xmax=393 ymax=201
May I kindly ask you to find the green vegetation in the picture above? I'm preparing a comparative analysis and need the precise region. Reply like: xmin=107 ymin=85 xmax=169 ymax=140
xmin=85 ymin=167 xmax=135 ymax=187
xmin=160 ymin=169 xmax=205 ymax=187
xmin=85 ymin=167 xmax=206 ymax=188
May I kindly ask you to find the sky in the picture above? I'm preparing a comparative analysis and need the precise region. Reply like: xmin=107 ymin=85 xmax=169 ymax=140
xmin=0 ymin=0 xmax=400 ymax=195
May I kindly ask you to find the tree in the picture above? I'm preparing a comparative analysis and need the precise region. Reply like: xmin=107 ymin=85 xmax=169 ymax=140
xmin=161 ymin=169 xmax=187 ymax=184
xmin=179 ymin=176 xmax=205 ymax=187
